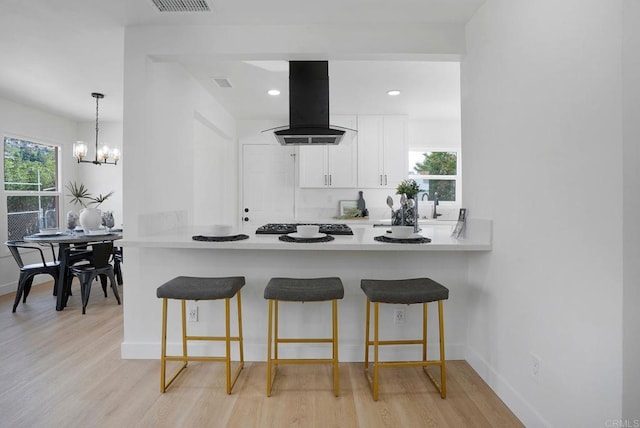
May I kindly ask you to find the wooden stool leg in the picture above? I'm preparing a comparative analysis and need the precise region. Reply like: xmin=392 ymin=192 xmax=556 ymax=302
xmin=160 ymin=299 xmax=189 ymax=393
xmin=181 ymin=300 xmax=188 ymax=365
xmin=373 ymin=302 xmax=380 ymax=401
xmin=422 ymin=303 xmax=428 ymax=361
xmin=160 ymin=298 xmax=168 ymax=393
xmin=266 ymin=299 xmax=273 ymax=397
xmin=274 ymin=300 xmax=279 ymax=360
xmin=332 ymin=299 xmax=339 ymax=397
xmin=225 ymin=297 xmax=232 ymax=394
xmin=364 ymin=298 xmax=370 ymax=370
xmin=438 ymin=300 xmax=446 ymax=398
xmin=237 ymin=291 xmax=244 ymax=364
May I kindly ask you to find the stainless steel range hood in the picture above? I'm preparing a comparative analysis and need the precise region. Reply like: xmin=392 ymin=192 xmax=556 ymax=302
xmin=274 ymin=61 xmax=345 ymax=145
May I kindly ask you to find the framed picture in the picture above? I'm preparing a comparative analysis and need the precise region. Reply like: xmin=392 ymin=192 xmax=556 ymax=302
xmin=339 ymin=200 xmax=358 ymax=216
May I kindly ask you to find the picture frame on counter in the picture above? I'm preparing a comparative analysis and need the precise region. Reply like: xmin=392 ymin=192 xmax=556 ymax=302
xmin=339 ymin=200 xmax=358 ymax=216
xmin=451 ymin=208 xmax=467 ymax=239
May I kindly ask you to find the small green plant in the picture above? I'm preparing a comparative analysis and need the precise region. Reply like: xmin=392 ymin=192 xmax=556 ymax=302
xmin=66 ymin=181 xmax=113 ymax=208
xmin=66 ymin=181 xmax=91 ymax=208
xmin=89 ymin=191 xmax=114 ymax=207
xmin=396 ymin=179 xmax=420 ymax=198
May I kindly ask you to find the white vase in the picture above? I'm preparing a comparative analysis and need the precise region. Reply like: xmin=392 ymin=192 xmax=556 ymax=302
xmin=79 ymin=207 xmax=102 ymax=231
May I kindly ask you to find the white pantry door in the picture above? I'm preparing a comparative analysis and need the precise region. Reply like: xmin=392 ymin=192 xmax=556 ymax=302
xmin=242 ymin=144 xmax=295 ymax=229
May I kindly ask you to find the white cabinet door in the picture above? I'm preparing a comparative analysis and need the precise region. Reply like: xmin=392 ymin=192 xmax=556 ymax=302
xmin=298 ymin=115 xmax=357 ymax=188
xmin=357 ymin=116 xmax=384 ymax=188
xmin=327 ymin=115 xmax=357 ymax=188
xmin=242 ymin=144 xmax=295 ymax=228
xmin=382 ymin=116 xmax=408 ymax=189
xmin=357 ymin=115 xmax=407 ymax=188
xmin=298 ymin=145 xmax=328 ymax=187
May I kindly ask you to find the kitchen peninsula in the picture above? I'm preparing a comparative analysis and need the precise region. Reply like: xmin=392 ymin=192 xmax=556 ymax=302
xmin=119 ymin=219 xmax=491 ymax=362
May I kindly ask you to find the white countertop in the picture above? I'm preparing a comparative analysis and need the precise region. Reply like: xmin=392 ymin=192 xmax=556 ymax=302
xmin=121 ymin=218 xmax=491 ymax=252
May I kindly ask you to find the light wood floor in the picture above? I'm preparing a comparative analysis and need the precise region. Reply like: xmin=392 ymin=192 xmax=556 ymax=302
xmin=0 ymin=281 xmax=522 ymax=428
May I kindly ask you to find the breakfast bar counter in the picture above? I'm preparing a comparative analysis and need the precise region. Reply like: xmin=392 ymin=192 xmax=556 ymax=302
xmin=120 ymin=218 xmax=491 ymax=252
xmin=119 ymin=219 xmax=491 ymax=362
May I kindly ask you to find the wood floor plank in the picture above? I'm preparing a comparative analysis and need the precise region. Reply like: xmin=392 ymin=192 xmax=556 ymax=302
xmin=0 ymin=281 xmax=523 ymax=427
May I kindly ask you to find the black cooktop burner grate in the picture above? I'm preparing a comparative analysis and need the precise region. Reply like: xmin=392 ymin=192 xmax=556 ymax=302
xmin=256 ymin=223 xmax=353 ymax=235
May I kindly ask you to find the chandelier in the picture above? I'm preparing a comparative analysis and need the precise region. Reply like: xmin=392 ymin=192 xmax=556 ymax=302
xmin=73 ymin=92 xmax=120 ymax=165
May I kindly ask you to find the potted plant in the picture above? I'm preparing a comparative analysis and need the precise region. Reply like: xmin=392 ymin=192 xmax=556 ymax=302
xmin=396 ymin=179 xmax=420 ymax=199
xmin=66 ymin=181 xmax=114 ymax=231
xmin=395 ymin=179 xmax=420 ymax=226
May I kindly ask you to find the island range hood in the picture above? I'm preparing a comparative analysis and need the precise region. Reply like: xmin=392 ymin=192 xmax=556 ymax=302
xmin=274 ymin=61 xmax=345 ymax=145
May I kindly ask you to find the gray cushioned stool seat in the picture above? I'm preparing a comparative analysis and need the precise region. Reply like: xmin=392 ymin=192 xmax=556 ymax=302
xmin=157 ymin=276 xmax=245 ymax=300
xmin=264 ymin=277 xmax=344 ymax=302
xmin=361 ymin=278 xmax=448 ymax=304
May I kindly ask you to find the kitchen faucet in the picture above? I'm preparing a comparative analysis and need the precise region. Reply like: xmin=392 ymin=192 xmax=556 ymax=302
xmin=422 ymin=192 xmax=441 ymax=219
xmin=432 ymin=192 xmax=440 ymax=219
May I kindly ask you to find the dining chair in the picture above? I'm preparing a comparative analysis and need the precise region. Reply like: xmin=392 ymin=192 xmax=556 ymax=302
xmin=68 ymin=241 xmax=121 ymax=314
xmin=111 ymin=246 xmax=123 ymax=285
xmin=5 ymin=240 xmax=60 ymax=313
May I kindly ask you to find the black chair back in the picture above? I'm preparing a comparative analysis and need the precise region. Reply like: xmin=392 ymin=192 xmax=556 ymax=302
xmin=5 ymin=240 xmax=57 ymax=269
xmin=6 ymin=240 xmax=26 ymax=268
xmin=91 ymin=242 xmax=114 ymax=269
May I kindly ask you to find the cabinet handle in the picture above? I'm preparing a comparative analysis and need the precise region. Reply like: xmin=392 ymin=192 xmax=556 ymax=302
xmin=324 ymin=175 xmax=327 ymax=186
xmin=379 ymin=175 xmax=383 ymax=185
xmin=243 ymin=217 xmax=249 ymax=222
xmin=244 ymin=208 xmax=249 ymax=213
xmin=384 ymin=175 xmax=388 ymax=185
xmin=329 ymin=175 xmax=332 ymax=186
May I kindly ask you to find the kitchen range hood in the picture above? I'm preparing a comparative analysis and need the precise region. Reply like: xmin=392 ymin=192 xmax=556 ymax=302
xmin=274 ymin=61 xmax=345 ymax=146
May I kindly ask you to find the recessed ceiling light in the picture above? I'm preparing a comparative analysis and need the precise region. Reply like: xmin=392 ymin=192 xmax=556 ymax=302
xmin=387 ymin=90 xmax=401 ymax=96
xmin=267 ymin=89 xmax=281 ymax=96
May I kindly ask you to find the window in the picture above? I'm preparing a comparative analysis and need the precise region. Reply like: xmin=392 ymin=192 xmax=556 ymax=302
xmin=4 ymin=136 xmax=61 ymax=239
xmin=408 ymin=150 xmax=461 ymax=203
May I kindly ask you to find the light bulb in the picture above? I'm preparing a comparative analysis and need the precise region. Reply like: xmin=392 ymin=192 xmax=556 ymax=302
xmin=98 ymin=145 xmax=110 ymax=161
xmin=73 ymin=141 xmax=88 ymax=160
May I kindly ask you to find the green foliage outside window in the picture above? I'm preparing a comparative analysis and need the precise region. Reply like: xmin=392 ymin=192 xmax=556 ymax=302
xmin=413 ymin=152 xmax=457 ymax=175
xmin=4 ymin=137 xmax=58 ymax=191
xmin=4 ymin=137 xmax=59 ymax=213
xmin=413 ymin=152 xmax=457 ymax=202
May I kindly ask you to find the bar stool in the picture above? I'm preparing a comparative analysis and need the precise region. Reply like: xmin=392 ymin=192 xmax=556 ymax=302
xmin=361 ymin=277 xmax=449 ymax=400
xmin=156 ymin=276 xmax=245 ymax=394
xmin=264 ymin=277 xmax=344 ymax=397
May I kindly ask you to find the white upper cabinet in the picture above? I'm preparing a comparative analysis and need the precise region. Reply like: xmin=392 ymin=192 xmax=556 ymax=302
xmin=298 ymin=115 xmax=357 ymax=188
xmin=357 ymin=115 xmax=407 ymax=189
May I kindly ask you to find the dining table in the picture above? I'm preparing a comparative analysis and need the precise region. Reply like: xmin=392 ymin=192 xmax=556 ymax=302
xmin=23 ymin=230 xmax=123 ymax=311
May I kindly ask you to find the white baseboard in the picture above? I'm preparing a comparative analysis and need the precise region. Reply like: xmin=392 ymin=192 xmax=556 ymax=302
xmin=466 ymin=346 xmax=551 ymax=428
xmin=0 ymin=281 xmax=16 ymax=297
xmin=0 ymin=277 xmax=51 ymax=298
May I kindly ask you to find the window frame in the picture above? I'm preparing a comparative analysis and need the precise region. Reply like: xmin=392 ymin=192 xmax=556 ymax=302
xmin=408 ymin=147 xmax=462 ymax=205
xmin=2 ymin=134 xmax=62 ymax=244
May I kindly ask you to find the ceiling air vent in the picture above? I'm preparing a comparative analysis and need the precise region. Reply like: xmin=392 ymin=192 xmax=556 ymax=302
xmin=151 ymin=0 xmax=211 ymax=12
xmin=212 ymin=78 xmax=233 ymax=88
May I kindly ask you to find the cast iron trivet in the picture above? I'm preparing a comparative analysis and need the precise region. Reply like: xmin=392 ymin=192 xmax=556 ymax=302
xmin=374 ymin=235 xmax=431 ymax=244
xmin=192 ymin=234 xmax=250 ymax=242
xmin=279 ymin=235 xmax=335 ymax=243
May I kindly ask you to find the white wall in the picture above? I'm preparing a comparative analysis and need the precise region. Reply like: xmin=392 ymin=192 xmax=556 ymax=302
xmin=462 ymin=1 xmax=624 ymax=426
xmin=622 ymin=0 xmax=640 ymax=420
xmin=408 ymin=119 xmax=461 ymax=150
xmin=122 ymin=58 xmax=237 ymax=237
xmin=0 ymin=97 xmax=78 ymax=296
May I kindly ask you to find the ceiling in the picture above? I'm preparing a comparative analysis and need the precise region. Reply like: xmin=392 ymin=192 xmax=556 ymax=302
xmin=0 ymin=0 xmax=484 ymax=124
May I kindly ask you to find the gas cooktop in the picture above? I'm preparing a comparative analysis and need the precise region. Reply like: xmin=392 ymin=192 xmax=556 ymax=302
xmin=256 ymin=223 xmax=353 ymax=235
